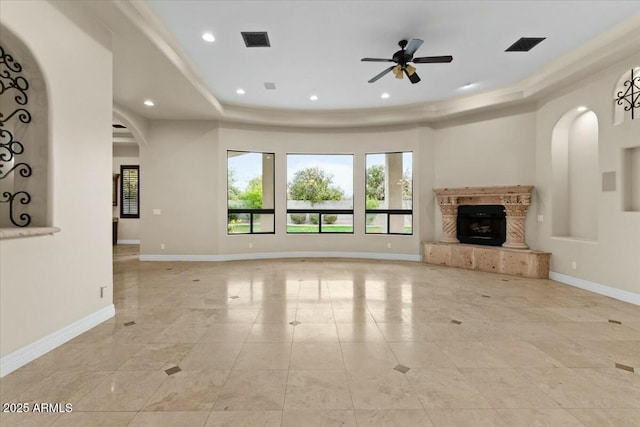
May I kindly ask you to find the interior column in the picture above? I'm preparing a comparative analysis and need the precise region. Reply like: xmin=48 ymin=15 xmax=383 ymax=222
xmin=501 ymin=194 xmax=531 ymax=249
xmin=386 ymin=153 xmax=404 ymax=233
xmin=261 ymin=153 xmax=275 ymax=233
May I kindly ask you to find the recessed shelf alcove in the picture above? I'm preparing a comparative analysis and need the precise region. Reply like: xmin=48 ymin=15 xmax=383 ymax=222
xmin=623 ymin=146 xmax=640 ymax=212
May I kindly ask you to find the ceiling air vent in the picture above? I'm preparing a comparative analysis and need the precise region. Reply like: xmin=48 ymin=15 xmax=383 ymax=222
xmin=112 ymin=124 xmax=126 ymax=129
xmin=505 ymin=37 xmax=546 ymax=52
xmin=264 ymin=82 xmax=276 ymax=90
xmin=241 ymin=32 xmax=270 ymax=48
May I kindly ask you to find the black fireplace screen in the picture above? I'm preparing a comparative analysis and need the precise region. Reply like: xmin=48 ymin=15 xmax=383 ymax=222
xmin=457 ymin=205 xmax=506 ymax=246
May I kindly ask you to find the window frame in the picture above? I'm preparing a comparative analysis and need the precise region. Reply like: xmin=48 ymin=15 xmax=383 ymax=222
xmin=120 ymin=165 xmax=140 ymax=219
xmin=227 ymin=150 xmax=276 ymax=235
xmin=286 ymin=153 xmax=354 ymax=234
xmin=365 ymin=151 xmax=413 ymax=235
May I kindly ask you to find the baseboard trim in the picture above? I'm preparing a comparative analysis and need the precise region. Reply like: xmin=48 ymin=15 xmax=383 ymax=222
xmin=0 ymin=304 xmax=115 ymax=378
xmin=139 ymin=251 xmax=421 ymax=262
xmin=549 ymin=272 xmax=640 ymax=306
xmin=117 ymin=239 xmax=140 ymax=244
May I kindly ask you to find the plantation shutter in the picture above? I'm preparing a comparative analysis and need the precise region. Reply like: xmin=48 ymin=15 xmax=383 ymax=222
xmin=120 ymin=165 xmax=139 ymax=218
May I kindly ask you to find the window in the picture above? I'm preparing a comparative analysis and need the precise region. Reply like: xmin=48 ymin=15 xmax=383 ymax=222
xmin=120 ymin=165 xmax=139 ymax=218
xmin=365 ymin=152 xmax=413 ymax=234
xmin=227 ymin=151 xmax=275 ymax=234
xmin=287 ymin=154 xmax=353 ymax=233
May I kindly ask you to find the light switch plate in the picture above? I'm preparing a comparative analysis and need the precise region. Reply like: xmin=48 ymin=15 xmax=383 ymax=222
xmin=153 ymin=209 xmax=161 ymax=215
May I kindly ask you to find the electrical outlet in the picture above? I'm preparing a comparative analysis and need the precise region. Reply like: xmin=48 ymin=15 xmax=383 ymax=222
xmin=249 ymin=243 xmax=253 ymax=248
xmin=160 ymin=243 xmax=165 ymax=250
xmin=537 ymin=214 xmax=544 ymax=222
xmin=153 ymin=209 xmax=161 ymax=215
xmin=387 ymin=243 xmax=392 ymax=249
xmin=100 ymin=285 xmax=107 ymax=298
xmin=571 ymin=261 xmax=577 ymax=270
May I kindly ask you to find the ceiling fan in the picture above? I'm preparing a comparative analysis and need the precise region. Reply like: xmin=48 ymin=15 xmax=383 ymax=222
xmin=362 ymin=39 xmax=453 ymax=84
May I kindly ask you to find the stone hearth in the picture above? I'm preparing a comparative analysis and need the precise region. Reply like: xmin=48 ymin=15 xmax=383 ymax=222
xmin=423 ymin=242 xmax=551 ymax=279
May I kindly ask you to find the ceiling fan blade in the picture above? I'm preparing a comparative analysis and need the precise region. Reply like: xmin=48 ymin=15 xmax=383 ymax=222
xmin=412 ymin=55 xmax=453 ymax=63
xmin=404 ymin=38 xmax=424 ymax=56
xmin=368 ymin=66 xmax=394 ymax=83
xmin=405 ymin=69 xmax=421 ymax=84
xmin=361 ymin=58 xmax=395 ymax=62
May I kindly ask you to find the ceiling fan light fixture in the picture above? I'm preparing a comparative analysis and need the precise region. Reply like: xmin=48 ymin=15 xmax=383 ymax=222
xmin=393 ymin=65 xmax=403 ymax=79
xmin=406 ymin=65 xmax=416 ymax=76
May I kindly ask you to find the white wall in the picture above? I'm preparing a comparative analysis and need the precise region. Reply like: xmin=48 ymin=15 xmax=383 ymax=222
xmin=113 ymin=145 xmax=140 ymax=242
xmin=0 ymin=1 xmax=113 ymax=359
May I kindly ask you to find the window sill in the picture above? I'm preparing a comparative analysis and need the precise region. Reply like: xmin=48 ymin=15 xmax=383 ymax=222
xmin=0 ymin=227 xmax=61 ymax=240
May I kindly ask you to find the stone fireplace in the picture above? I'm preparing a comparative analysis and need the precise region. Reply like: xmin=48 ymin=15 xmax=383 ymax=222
xmin=434 ymin=185 xmax=533 ymax=249
xmin=423 ymin=185 xmax=550 ymax=279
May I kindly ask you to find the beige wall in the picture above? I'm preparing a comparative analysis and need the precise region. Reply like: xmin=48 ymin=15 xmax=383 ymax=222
xmin=140 ymin=121 xmax=220 ymax=255
xmin=0 ymin=1 xmax=113 ymax=357
xmin=535 ymin=53 xmax=640 ymax=295
xmin=113 ymin=146 xmax=140 ymax=242
xmin=139 ymin=123 xmax=429 ymax=258
xmin=567 ymin=111 xmax=599 ymax=240
xmin=432 ymin=110 xmax=539 ymax=248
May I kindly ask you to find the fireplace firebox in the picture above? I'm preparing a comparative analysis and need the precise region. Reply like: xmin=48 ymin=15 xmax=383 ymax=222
xmin=457 ymin=205 xmax=506 ymax=246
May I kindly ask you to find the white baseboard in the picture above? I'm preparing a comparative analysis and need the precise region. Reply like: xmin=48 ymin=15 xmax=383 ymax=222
xmin=117 ymin=239 xmax=140 ymax=244
xmin=549 ymin=272 xmax=640 ymax=306
xmin=140 ymin=251 xmax=421 ymax=262
xmin=0 ymin=304 xmax=115 ymax=378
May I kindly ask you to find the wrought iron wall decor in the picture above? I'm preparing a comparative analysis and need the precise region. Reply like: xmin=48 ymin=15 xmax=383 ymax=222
xmin=616 ymin=68 xmax=640 ymax=120
xmin=0 ymin=44 xmax=33 ymax=227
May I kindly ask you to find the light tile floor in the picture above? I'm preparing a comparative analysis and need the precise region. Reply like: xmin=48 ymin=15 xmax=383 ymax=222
xmin=1 ymin=244 xmax=640 ymax=426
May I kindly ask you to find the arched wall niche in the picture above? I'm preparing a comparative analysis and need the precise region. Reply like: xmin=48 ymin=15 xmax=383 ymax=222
xmin=551 ymin=107 xmax=599 ymax=240
xmin=613 ymin=66 xmax=640 ymax=126
xmin=0 ymin=25 xmax=49 ymax=228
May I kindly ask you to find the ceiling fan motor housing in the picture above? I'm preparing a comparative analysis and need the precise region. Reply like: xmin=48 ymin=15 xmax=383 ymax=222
xmin=392 ymin=50 xmax=412 ymax=66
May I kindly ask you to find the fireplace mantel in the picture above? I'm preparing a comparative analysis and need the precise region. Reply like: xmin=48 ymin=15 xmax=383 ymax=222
xmin=434 ymin=185 xmax=534 ymax=249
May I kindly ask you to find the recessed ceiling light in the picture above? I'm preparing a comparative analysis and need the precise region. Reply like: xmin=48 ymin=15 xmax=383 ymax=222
xmin=461 ymin=83 xmax=476 ymax=89
xmin=381 ymin=93 xmax=390 ymax=99
xmin=236 ymin=88 xmax=245 ymax=95
xmin=577 ymin=106 xmax=588 ymax=112
xmin=310 ymin=95 xmax=318 ymax=101
xmin=202 ymin=32 xmax=215 ymax=42
xmin=143 ymin=99 xmax=155 ymax=107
